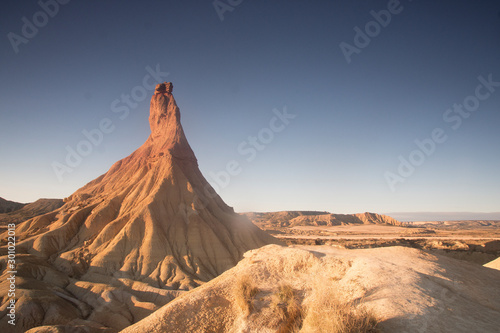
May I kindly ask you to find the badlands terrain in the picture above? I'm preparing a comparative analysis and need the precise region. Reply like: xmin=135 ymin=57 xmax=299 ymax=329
xmin=1 ymin=84 xmax=499 ymax=332
xmin=245 ymin=211 xmax=500 ymax=266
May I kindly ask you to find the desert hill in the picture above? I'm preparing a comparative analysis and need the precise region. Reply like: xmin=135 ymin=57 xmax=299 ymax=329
xmin=0 ymin=82 xmax=280 ymax=332
xmin=0 ymin=198 xmax=63 ymax=225
xmin=245 ymin=211 xmax=404 ymax=228
xmin=0 ymin=197 xmax=25 ymax=214
xmin=121 ymin=244 xmax=500 ymax=333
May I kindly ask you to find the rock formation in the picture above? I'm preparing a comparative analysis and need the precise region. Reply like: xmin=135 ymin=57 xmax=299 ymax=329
xmin=0 ymin=82 xmax=281 ymax=332
xmin=246 ymin=211 xmax=404 ymax=228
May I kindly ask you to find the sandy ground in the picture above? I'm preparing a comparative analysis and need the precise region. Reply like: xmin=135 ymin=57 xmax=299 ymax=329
xmin=292 ymin=225 xmax=412 ymax=233
xmin=277 ymin=234 xmax=500 ymax=240
xmin=270 ymin=224 xmax=500 ymax=240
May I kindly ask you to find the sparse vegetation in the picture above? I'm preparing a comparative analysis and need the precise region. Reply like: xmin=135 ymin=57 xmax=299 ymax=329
xmin=270 ymin=283 xmax=304 ymax=332
xmin=233 ymin=275 xmax=259 ymax=316
xmin=301 ymin=284 xmax=379 ymax=333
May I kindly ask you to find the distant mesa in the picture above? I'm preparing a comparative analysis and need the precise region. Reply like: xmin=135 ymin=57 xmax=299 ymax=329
xmin=245 ymin=211 xmax=404 ymax=228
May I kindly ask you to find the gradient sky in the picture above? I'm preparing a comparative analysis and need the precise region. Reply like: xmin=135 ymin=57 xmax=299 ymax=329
xmin=1 ymin=0 xmax=499 ymax=218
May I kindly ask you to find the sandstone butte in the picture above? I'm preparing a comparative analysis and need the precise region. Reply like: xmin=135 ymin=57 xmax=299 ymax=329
xmin=0 ymin=82 xmax=282 ymax=332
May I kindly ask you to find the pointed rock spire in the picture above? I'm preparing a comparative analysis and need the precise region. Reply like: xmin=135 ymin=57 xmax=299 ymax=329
xmin=11 ymin=83 xmax=281 ymax=289
xmin=147 ymin=82 xmax=197 ymax=161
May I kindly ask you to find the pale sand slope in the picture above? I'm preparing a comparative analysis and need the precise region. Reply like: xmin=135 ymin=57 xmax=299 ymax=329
xmin=121 ymin=245 xmax=500 ymax=333
xmin=484 ymin=257 xmax=500 ymax=270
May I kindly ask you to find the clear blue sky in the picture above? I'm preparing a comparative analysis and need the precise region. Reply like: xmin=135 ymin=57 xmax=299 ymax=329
xmin=1 ymin=0 xmax=499 ymax=218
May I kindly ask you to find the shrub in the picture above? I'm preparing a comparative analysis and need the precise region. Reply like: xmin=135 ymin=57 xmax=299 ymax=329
xmin=301 ymin=285 xmax=379 ymax=333
xmin=271 ymin=283 xmax=304 ymax=333
xmin=233 ymin=275 xmax=259 ymax=316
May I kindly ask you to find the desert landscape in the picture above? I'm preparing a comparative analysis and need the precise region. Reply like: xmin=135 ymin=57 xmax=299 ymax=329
xmin=245 ymin=211 xmax=500 ymax=265
xmin=1 ymin=84 xmax=499 ymax=332
xmin=2 ymin=1 xmax=500 ymax=332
